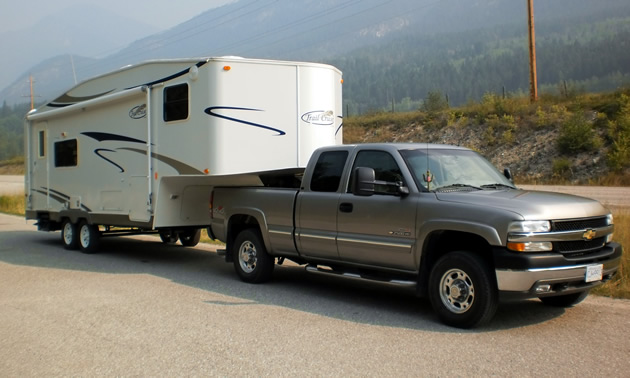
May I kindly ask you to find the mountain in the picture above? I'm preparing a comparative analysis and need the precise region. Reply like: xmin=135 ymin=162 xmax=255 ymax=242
xmin=2 ymin=0 xmax=630 ymax=108
xmin=0 ymin=3 xmax=160 ymax=98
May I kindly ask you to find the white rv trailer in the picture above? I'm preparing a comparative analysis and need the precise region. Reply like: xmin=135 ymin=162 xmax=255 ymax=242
xmin=25 ymin=57 xmax=343 ymax=252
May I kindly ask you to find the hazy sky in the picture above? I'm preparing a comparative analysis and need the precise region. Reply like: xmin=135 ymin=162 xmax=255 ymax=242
xmin=0 ymin=0 xmax=234 ymax=33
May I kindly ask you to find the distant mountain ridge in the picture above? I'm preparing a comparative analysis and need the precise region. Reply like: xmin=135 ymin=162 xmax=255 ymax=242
xmin=2 ymin=0 xmax=629 ymax=108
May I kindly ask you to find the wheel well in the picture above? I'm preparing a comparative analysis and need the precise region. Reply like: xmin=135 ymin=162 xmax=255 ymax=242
xmin=225 ymin=215 xmax=261 ymax=262
xmin=417 ymin=230 xmax=494 ymax=297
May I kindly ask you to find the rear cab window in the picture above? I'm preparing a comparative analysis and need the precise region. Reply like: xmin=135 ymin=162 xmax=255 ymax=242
xmin=310 ymin=151 xmax=348 ymax=192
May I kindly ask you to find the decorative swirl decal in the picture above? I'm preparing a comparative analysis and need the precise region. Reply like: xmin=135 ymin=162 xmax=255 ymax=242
xmin=94 ymin=149 xmax=125 ymax=172
xmin=204 ymin=106 xmax=286 ymax=136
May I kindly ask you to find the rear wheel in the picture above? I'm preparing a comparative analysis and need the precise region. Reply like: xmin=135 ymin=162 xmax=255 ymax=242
xmin=428 ymin=251 xmax=498 ymax=329
xmin=61 ymin=219 xmax=78 ymax=250
xmin=540 ymin=291 xmax=589 ymax=307
xmin=233 ymin=228 xmax=274 ymax=283
xmin=159 ymin=230 xmax=179 ymax=244
xmin=78 ymin=220 xmax=100 ymax=254
xmin=179 ymin=229 xmax=201 ymax=247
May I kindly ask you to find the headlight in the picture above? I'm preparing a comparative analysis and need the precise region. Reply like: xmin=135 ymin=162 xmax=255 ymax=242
xmin=508 ymin=220 xmax=551 ymax=233
xmin=507 ymin=220 xmax=552 ymax=252
xmin=606 ymin=214 xmax=614 ymax=225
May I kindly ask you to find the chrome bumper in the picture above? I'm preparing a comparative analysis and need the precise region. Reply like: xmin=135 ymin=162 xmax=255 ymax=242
xmin=495 ymin=255 xmax=621 ymax=293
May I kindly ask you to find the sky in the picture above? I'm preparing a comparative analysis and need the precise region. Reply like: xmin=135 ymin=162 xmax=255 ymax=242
xmin=0 ymin=0 xmax=234 ymax=34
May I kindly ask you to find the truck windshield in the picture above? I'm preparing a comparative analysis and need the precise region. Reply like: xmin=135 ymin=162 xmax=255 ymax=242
xmin=400 ymin=148 xmax=515 ymax=192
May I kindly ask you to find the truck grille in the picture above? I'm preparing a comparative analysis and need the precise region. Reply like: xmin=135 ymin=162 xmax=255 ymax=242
xmin=551 ymin=217 xmax=610 ymax=260
xmin=551 ymin=217 xmax=608 ymax=232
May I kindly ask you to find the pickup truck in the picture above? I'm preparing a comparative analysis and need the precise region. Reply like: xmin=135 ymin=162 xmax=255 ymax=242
xmin=208 ymin=143 xmax=622 ymax=328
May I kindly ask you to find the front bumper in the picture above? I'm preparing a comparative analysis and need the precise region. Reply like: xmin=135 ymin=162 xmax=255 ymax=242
xmin=493 ymin=242 xmax=622 ymax=300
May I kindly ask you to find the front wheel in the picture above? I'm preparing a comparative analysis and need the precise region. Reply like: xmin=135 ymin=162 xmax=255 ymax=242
xmin=428 ymin=251 xmax=498 ymax=329
xmin=233 ymin=228 xmax=274 ymax=283
xmin=540 ymin=291 xmax=589 ymax=307
xmin=78 ymin=220 xmax=100 ymax=254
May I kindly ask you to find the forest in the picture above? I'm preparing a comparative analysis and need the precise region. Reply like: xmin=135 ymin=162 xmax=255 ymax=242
xmin=333 ymin=15 xmax=630 ymax=114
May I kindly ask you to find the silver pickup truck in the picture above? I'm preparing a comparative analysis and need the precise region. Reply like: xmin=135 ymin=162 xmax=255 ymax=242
xmin=208 ymin=143 xmax=622 ymax=328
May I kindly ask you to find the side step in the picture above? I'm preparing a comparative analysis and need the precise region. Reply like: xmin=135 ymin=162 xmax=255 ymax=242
xmin=305 ymin=264 xmax=416 ymax=288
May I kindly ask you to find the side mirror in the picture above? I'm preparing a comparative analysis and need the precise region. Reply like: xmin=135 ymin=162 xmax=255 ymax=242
xmin=352 ymin=167 xmax=375 ymax=196
xmin=504 ymin=168 xmax=513 ymax=183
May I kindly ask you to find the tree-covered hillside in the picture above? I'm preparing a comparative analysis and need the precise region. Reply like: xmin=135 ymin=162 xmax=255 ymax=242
xmin=0 ymin=102 xmax=28 ymax=161
xmin=334 ymin=14 xmax=630 ymax=114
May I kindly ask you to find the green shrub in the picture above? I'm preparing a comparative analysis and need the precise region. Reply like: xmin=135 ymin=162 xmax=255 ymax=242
xmin=557 ymin=112 xmax=602 ymax=154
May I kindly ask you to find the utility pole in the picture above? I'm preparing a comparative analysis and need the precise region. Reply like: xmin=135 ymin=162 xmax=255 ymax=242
xmin=527 ymin=0 xmax=538 ymax=102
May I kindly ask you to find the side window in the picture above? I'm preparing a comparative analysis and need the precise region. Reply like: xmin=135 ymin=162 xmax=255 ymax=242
xmin=310 ymin=151 xmax=348 ymax=192
xmin=38 ymin=130 xmax=46 ymax=158
xmin=349 ymin=150 xmax=403 ymax=195
xmin=164 ymin=83 xmax=189 ymax=122
xmin=54 ymin=139 xmax=78 ymax=167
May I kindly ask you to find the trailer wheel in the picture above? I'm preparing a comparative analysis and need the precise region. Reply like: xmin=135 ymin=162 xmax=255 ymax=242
xmin=179 ymin=229 xmax=201 ymax=247
xmin=78 ymin=220 xmax=100 ymax=254
xmin=540 ymin=291 xmax=589 ymax=307
xmin=61 ymin=219 xmax=79 ymax=250
xmin=159 ymin=230 xmax=179 ymax=244
xmin=428 ymin=251 xmax=498 ymax=329
xmin=233 ymin=228 xmax=274 ymax=283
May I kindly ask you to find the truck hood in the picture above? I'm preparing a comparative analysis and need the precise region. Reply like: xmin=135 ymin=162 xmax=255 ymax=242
xmin=435 ymin=189 xmax=609 ymax=220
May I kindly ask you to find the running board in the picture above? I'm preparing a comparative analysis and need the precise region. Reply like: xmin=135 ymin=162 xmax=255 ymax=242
xmin=305 ymin=264 xmax=417 ymax=288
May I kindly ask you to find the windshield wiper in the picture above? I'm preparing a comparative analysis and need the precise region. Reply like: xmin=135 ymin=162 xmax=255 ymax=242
xmin=480 ymin=183 xmax=516 ymax=190
xmin=434 ymin=183 xmax=483 ymax=192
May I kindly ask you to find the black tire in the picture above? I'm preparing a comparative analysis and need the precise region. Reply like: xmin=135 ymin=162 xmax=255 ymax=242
xmin=78 ymin=220 xmax=100 ymax=254
xmin=61 ymin=219 xmax=79 ymax=250
xmin=233 ymin=228 xmax=274 ymax=283
xmin=159 ymin=230 xmax=179 ymax=244
xmin=428 ymin=251 xmax=498 ymax=329
xmin=179 ymin=229 xmax=201 ymax=247
xmin=540 ymin=291 xmax=589 ymax=307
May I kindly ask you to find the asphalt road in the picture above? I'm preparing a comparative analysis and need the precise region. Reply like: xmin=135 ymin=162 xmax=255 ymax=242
xmin=1 ymin=213 xmax=629 ymax=376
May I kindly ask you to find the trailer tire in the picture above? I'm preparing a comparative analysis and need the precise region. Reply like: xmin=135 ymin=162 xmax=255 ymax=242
xmin=540 ymin=290 xmax=589 ymax=307
xmin=78 ymin=220 xmax=100 ymax=254
xmin=61 ymin=219 xmax=79 ymax=250
xmin=233 ymin=228 xmax=274 ymax=283
xmin=159 ymin=230 xmax=179 ymax=244
xmin=180 ymin=229 xmax=201 ymax=247
xmin=428 ymin=251 xmax=498 ymax=329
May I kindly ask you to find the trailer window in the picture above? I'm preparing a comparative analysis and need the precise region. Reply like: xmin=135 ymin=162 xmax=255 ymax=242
xmin=38 ymin=130 xmax=46 ymax=157
xmin=164 ymin=83 xmax=189 ymax=122
xmin=310 ymin=151 xmax=348 ymax=192
xmin=54 ymin=139 xmax=78 ymax=167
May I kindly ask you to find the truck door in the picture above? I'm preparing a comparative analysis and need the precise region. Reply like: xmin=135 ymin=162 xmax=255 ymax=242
xmin=295 ymin=150 xmax=348 ymax=260
xmin=337 ymin=150 xmax=416 ymax=270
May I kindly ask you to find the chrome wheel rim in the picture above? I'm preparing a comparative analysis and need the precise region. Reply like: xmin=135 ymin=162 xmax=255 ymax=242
xmin=238 ymin=241 xmax=257 ymax=274
xmin=439 ymin=268 xmax=474 ymax=314
xmin=63 ymin=223 xmax=73 ymax=245
xmin=79 ymin=225 xmax=90 ymax=248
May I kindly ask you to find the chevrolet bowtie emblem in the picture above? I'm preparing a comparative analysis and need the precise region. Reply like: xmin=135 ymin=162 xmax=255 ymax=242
xmin=582 ymin=229 xmax=596 ymax=241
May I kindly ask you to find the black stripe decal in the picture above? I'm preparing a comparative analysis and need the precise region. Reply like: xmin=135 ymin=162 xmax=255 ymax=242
xmin=82 ymin=132 xmax=146 ymax=144
xmin=204 ymin=106 xmax=286 ymax=136
xmin=94 ymin=149 xmax=125 ymax=173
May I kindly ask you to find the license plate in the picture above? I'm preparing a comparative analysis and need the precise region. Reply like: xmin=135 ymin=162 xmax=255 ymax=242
xmin=585 ymin=264 xmax=603 ymax=283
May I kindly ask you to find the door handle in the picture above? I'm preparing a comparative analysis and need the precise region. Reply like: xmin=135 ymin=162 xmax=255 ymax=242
xmin=339 ymin=202 xmax=353 ymax=213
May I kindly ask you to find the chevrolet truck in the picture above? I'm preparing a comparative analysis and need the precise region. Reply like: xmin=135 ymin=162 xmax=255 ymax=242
xmin=208 ymin=143 xmax=622 ymax=328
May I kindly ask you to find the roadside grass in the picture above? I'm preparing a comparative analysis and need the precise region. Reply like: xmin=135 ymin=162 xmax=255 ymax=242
xmin=0 ymin=194 xmax=24 ymax=216
xmin=0 ymin=193 xmax=626 ymax=298
xmin=593 ymin=209 xmax=629 ymax=299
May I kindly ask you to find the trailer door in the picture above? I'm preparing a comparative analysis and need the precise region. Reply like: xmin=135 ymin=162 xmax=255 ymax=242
xmin=28 ymin=121 xmax=50 ymax=211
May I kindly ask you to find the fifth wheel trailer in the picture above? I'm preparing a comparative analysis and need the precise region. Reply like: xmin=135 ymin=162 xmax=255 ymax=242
xmin=24 ymin=57 xmax=343 ymax=252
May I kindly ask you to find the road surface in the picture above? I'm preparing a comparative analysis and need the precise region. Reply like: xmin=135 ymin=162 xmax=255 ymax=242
xmin=0 ymin=213 xmax=629 ymax=376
